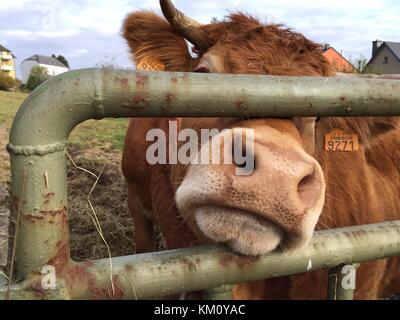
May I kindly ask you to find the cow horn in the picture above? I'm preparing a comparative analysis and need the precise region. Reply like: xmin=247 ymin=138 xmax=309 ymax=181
xmin=160 ymin=0 xmax=210 ymax=52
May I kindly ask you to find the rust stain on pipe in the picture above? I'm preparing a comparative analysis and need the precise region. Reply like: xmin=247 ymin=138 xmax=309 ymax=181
xmin=135 ymin=74 xmax=149 ymax=90
xmin=46 ymin=242 xmax=70 ymax=272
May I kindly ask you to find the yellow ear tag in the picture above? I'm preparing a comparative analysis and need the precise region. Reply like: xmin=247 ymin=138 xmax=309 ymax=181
xmin=136 ymin=56 xmax=165 ymax=71
xmin=324 ymin=129 xmax=359 ymax=152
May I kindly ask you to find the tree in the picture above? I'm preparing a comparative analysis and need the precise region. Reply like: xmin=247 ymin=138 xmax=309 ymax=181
xmin=52 ymin=54 xmax=70 ymax=68
xmin=348 ymin=55 xmax=379 ymax=74
xmin=26 ymin=66 xmax=50 ymax=92
xmin=96 ymin=57 xmax=120 ymax=69
xmin=0 ymin=71 xmax=16 ymax=91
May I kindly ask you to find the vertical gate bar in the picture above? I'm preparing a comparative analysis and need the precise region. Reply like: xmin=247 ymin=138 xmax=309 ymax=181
xmin=327 ymin=265 xmax=340 ymax=300
xmin=204 ymin=285 xmax=235 ymax=300
xmin=327 ymin=264 xmax=359 ymax=300
xmin=8 ymin=151 xmax=70 ymax=279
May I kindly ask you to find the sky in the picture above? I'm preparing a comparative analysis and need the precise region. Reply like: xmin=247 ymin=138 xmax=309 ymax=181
xmin=0 ymin=0 xmax=399 ymax=78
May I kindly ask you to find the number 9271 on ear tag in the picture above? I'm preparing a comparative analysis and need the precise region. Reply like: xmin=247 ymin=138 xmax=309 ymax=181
xmin=324 ymin=129 xmax=359 ymax=152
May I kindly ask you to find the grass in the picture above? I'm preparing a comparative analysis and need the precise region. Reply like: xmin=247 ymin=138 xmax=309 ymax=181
xmin=0 ymin=90 xmax=128 ymax=151
xmin=70 ymin=119 xmax=128 ymax=151
xmin=0 ymin=91 xmax=28 ymax=126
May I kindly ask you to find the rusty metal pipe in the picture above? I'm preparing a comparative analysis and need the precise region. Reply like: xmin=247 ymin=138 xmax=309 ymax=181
xmin=1 ymin=220 xmax=400 ymax=299
xmin=72 ymin=221 xmax=400 ymax=299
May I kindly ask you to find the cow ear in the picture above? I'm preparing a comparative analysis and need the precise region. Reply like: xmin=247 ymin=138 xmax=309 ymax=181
xmin=293 ymin=117 xmax=317 ymax=155
xmin=369 ymin=117 xmax=399 ymax=136
xmin=122 ymin=11 xmax=195 ymax=71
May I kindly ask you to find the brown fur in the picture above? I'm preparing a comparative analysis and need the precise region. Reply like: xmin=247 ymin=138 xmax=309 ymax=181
xmin=123 ymin=11 xmax=197 ymax=71
xmin=122 ymin=11 xmax=400 ymax=299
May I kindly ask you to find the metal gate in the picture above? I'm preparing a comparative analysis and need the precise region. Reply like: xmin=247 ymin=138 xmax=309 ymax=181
xmin=1 ymin=69 xmax=400 ymax=300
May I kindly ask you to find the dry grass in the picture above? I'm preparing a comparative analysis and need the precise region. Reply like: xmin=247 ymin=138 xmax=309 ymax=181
xmin=66 ymin=144 xmax=165 ymax=261
xmin=67 ymin=145 xmax=135 ymax=261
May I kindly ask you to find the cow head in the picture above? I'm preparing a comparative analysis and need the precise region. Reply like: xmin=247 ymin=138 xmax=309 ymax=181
xmin=122 ymin=1 xmax=398 ymax=255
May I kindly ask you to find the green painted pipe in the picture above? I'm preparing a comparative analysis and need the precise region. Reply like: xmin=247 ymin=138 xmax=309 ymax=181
xmin=75 ymin=221 xmax=400 ymax=300
xmin=1 ymin=221 xmax=399 ymax=300
xmin=6 ymin=68 xmax=400 ymax=284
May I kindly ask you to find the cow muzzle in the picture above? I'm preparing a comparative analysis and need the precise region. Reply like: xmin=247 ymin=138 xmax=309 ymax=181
xmin=176 ymin=127 xmax=325 ymax=256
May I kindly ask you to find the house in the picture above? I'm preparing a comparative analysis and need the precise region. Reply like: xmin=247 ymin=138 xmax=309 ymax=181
xmin=367 ymin=40 xmax=400 ymax=74
xmin=322 ymin=45 xmax=356 ymax=73
xmin=21 ymin=54 xmax=69 ymax=84
xmin=0 ymin=44 xmax=16 ymax=79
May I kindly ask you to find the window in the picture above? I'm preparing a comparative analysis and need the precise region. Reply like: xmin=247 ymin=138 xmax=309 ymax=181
xmin=383 ymin=56 xmax=388 ymax=64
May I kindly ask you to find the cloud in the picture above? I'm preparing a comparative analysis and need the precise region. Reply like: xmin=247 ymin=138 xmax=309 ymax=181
xmin=68 ymin=48 xmax=88 ymax=58
xmin=0 ymin=0 xmax=30 ymax=12
xmin=175 ymin=0 xmax=399 ymax=60
xmin=4 ymin=29 xmax=81 ymax=39
xmin=0 ymin=0 xmax=399 ymax=79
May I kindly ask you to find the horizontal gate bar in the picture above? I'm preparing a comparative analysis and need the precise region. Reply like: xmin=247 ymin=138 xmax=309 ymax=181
xmin=1 ymin=220 xmax=399 ymax=299
xmin=70 ymin=221 xmax=400 ymax=299
xmin=9 ymin=69 xmax=400 ymax=151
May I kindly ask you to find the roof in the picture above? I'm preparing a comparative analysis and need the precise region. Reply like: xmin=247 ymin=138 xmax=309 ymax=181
xmin=23 ymin=54 xmax=68 ymax=68
xmin=385 ymin=42 xmax=400 ymax=61
xmin=0 ymin=44 xmax=12 ymax=53
xmin=322 ymin=47 xmax=356 ymax=72
xmin=0 ymin=44 xmax=15 ymax=58
xmin=369 ymin=41 xmax=400 ymax=64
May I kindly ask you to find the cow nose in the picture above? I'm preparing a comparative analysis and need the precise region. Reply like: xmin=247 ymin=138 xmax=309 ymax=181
xmin=296 ymin=167 xmax=322 ymax=210
xmin=220 ymin=131 xmax=324 ymax=233
xmin=177 ymin=127 xmax=326 ymax=255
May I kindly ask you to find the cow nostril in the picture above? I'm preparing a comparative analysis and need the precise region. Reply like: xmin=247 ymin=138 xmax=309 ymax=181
xmin=297 ymin=168 xmax=321 ymax=209
xmin=193 ymin=64 xmax=210 ymax=73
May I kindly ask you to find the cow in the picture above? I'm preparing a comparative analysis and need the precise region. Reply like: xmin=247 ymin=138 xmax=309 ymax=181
xmin=121 ymin=0 xmax=400 ymax=299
